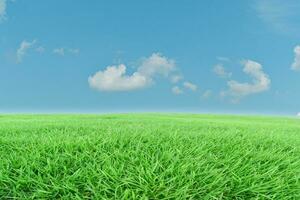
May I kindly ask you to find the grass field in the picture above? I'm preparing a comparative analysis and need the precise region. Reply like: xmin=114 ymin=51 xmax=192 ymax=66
xmin=0 ymin=114 xmax=299 ymax=199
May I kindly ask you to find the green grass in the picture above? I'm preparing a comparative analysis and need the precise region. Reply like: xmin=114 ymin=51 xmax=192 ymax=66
xmin=0 ymin=114 xmax=299 ymax=199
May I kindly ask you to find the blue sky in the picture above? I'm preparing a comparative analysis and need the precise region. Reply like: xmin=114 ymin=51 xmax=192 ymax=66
xmin=0 ymin=0 xmax=300 ymax=115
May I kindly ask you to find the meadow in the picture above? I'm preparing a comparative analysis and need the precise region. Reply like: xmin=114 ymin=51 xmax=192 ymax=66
xmin=0 ymin=114 xmax=299 ymax=199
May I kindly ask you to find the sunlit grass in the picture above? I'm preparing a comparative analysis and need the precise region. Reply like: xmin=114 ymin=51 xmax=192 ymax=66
xmin=0 ymin=114 xmax=299 ymax=199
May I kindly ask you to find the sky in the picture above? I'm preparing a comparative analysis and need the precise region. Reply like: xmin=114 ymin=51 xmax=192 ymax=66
xmin=0 ymin=0 xmax=300 ymax=115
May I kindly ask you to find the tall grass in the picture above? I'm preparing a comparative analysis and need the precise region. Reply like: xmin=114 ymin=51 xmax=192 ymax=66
xmin=0 ymin=114 xmax=299 ymax=199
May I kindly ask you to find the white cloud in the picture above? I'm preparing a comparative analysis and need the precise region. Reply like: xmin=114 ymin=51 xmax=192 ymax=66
xmin=255 ymin=0 xmax=300 ymax=34
xmin=16 ymin=40 xmax=36 ymax=63
xmin=297 ymin=112 xmax=300 ymax=117
xmin=225 ymin=60 xmax=271 ymax=101
xmin=213 ymin=64 xmax=232 ymax=78
xmin=137 ymin=53 xmax=175 ymax=77
xmin=36 ymin=46 xmax=45 ymax=53
xmin=291 ymin=45 xmax=300 ymax=71
xmin=69 ymin=48 xmax=80 ymax=54
xmin=202 ymin=90 xmax=212 ymax=99
xmin=172 ymin=86 xmax=183 ymax=95
xmin=0 ymin=0 xmax=6 ymax=22
xmin=88 ymin=64 xmax=148 ymax=91
xmin=183 ymin=81 xmax=197 ymax=91
xmin=53 ymin=47 xmax=80 ymax=56
xmin=89 ymin=53 xmax=177 ymax=92
xmin=170 ymin=74 xmax=183 ymax=83
xmin=53 ymin=48 xmax=65 ymax=56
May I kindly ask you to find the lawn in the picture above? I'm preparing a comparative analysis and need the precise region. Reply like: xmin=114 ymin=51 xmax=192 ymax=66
xmin=0 ymin=114 xmax=299 ymax=199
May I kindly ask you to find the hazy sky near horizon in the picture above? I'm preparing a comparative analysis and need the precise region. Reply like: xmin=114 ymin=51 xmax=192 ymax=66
xmin=1 ymin=0 xmax=300 ymax=115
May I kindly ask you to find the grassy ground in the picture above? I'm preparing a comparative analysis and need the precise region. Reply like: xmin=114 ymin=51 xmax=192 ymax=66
xmin=0 ymin=114 xmax=299 ymax=199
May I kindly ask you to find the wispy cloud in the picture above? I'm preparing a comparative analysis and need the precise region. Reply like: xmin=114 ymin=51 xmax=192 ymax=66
xmin=223 ymin=60 xmax=271 ymax=103
xmin=0 ymin=0 xmax=6 ymax=22
xmin=202 ymin=90 xmax=212 ymax=99
xmin=16 ymin=40 xmax=36 ymax=63
xmin=89 ymin=53 xmax=177 ymax=92
xmin=53 ymin=47 xmax=80 ymax=56
xmin=170 ymin=74 xmax=183 ymax=83
xmin=183 ymin=81 xmax=197 ymax=91
xmin=172 ymin=86 xmax=183 ymax=95
xmin=254 ymin=0 xmax=300 ymax=34
xmin=291 ymin=45 xmax=300 ymax=71
xmin=35 ymin=46 xmax=45 ymax=53
xmin=213 ymin=64 xmax=232 ymax=78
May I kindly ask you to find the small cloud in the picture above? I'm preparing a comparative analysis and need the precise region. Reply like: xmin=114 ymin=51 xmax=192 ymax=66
xmin=213 ymin=64 xmax=232 ymax=78
xmin=137 ymin=53 xmax=175 ymax=77
xmin=35 ymin=46 xmax=45 ymax=53
xmin=202 ymin=90 xmax=212 ymax=99
xmin=183 ymin=81 xmax=197 ymax=91
xmin=291 ymin=45 xmax=300 ymax=71
xmin=53 ymin=47 xmax=80 ymax=56
xmin=172 ymin=86 xmax=183 ymax=95
xmin=224 ymin=60 xmax=271 ymax=102
xmin=16 ymin=40 xmax=36 ymax=63
xmin=170 ymin=74 xmax=183 ymax=83
xmin=297 ymin=113 xmax=300 ymax=117
xmin=53 ymin=48 xmax=65 ymax=56
xmin=68 ymin=48 xmax=80 ymax=54
xmin=0 ymin=0 xmax=7 ymax=22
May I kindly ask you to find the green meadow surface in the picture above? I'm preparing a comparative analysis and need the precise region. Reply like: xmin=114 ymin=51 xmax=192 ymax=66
xmin=0 ymin=114 xmax=299 ymax=199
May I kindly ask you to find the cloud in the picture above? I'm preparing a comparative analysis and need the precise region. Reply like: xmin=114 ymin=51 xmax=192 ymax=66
xmin=53 ymin=48 xmax=80 ymax=56
xmin=89 ymin=53 xmax=177 ymax=92
xmin=16 ymin=40 xmax=36 ymax=63
xmin=88 ymin=64 xmax=148 ymax=91
xmin=225 ymin=60 xmax=271 ymax=101
xmin=297 ymin=113 xmax=300 ymax=117
xmin=254 ymin=0 xmax=300 ymax=34
xmin=170 ymin=74 xmax=183 ymax=83
xmin=53 ymin=48 xmax=65 ymax=56
xmin=183 ymin=81 xmax=197 ymax=91
xmin=0 ymin=0 xmax=6 ymax=22
xmin=202 ymin=90 xmax=212 ymax=99
xmin=213 ymin=64 xmax=232 ymax=78
xmin=291 ymin=45 xmax=300 ymax=71
xmin=137 ymin=53 xmax=175 ymax=77
xmin=35 ymin=46 xmax=45 ymax=53
xmin=172 ymin=86 xmax=183 ymax=95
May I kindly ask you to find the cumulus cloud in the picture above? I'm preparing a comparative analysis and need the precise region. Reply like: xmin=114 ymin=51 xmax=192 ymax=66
xmin=16 ymin=40 xmax=36 ymax=63
xmin=225 ymin=60 xmax=270 ymax=101
xmin=89 ymin=53 xmax=177 ymax=92
xmin=291 ymin=45 xmax=300 ymax=71
xmin=297 ymin=112 xmax=300 ymax=117
xmin=88 ymin=64 xmax=148 ymax=91
xmin=53 ymin=47 xmax=80 ymax=56
xmin=0 ymin=0 xmax=6 ymax=22
xmin=183 ymin=81 xmax=197 ymax=91
xmin=213 ymin=64 xmax=232 ymax=78
xmin=172 ymin=86 xmax=183 ymax=95
xmin=137 ymin=53 xmax=175 ymax=77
